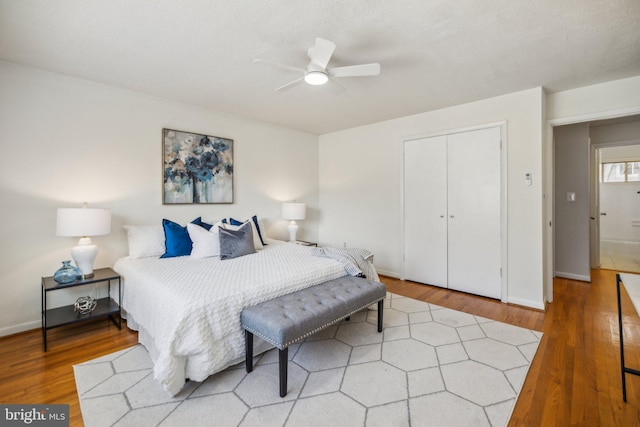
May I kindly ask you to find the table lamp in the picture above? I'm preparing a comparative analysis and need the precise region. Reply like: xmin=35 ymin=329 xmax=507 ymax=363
xmin=56 ymin=203 xmax=111 ymax=279
xmin=282 ymin=202 xmax=306 ymax=242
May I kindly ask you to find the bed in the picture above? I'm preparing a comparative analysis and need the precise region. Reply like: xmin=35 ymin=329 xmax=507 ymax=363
xmin=114 ymin=232 xmax=377 ymax=396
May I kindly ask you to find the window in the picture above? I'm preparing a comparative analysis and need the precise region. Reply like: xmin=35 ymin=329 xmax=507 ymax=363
xmin=629 ymin=161 xmax=640 ymax=182
xmin=601 ymin=161 xmax=640 ymax=183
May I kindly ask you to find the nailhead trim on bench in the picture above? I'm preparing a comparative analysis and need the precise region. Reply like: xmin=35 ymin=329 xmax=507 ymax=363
xmin=242 ymin=298 xmax=384 ymax=349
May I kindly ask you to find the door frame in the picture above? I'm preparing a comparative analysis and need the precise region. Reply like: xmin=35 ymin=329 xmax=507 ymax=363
xmin=589 ymin=143 xmax=600 ymax=269
xmin=592 ymin=140 xmax=640 ymax=268
xmin=400 ymin=121 xmax=508 ymax=303
xmin=544 ymin=106 xmax=640 ymax=303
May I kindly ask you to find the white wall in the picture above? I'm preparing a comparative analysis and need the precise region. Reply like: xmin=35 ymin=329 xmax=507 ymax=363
xmin=591 ymin=120 xmax=640 ymax=146
xmin=547 ymin=76 xmax=640 ymax=120
xmin=319 ymin=88 xmax=545 ymax=309
xmin=599 ymin=144 xmax=640 ymax=161
xmin=553 ymin=123 xmax=590 ymax=280
xmin=0 ymin=61 xmax=320 ymax=336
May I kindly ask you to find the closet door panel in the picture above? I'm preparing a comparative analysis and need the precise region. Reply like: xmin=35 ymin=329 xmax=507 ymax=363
xmin=447 ymin=127 xmax=501 ymax=298
xmin=404 ymin=136 xmax=448 ymax=287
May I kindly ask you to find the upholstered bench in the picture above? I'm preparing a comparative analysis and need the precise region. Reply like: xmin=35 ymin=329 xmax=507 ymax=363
xmin=241 ymin=276 xmax=386 ymax=397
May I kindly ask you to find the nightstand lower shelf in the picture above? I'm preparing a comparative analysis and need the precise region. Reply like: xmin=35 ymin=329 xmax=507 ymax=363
xmin=44 ymin=297 xmax=120 ymax=330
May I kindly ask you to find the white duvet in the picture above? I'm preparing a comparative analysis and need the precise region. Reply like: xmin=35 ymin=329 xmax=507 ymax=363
xmin=114 ymin=240 xmax=350 ymax=395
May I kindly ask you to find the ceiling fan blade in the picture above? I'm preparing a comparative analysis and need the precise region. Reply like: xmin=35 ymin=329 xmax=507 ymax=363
xmin=275 ymin=77 xmax=304 ymax=91
xmin=307 ymin=37 xmax=336 ymax=70
xmin=326 ymin=78 xmax=346 ymax=94
xmin=253 ymin=59 xmax=304 ymax=73
xmin=329 ymin=63 xmax=381 ymax=78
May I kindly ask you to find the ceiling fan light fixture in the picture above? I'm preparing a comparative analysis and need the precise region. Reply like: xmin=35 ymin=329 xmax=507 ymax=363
xmin=304 ymin=70 xmax=329 ymax=85
xmin=254 ymin=38 xmax=380 ymax=91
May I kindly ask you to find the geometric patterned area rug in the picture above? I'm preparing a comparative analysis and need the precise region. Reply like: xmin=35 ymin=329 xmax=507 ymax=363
xmin=74 ymin=293 xmax=542 ymax=427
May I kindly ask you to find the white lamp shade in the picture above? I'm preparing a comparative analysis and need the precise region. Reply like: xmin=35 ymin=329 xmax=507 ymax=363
xmin=282 ymin=203 xmax=306 ymax=221
xmin=56 ymin=208 xmax=111 ymax=237
xmin=56 ymin=206 xmax=111 ymax=278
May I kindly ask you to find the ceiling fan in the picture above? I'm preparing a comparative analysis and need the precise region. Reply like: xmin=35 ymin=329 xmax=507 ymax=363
xmin=253 ymin=37 xmax=381 ymax=91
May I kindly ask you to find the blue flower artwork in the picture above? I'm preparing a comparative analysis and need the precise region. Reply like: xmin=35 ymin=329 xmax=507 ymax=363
xmin=163 ymin=129 xmax=234 ymax=204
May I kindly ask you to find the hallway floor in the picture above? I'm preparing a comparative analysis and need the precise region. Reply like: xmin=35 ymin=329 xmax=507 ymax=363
xmin=600 ymin=240 xmax=640 ymax=273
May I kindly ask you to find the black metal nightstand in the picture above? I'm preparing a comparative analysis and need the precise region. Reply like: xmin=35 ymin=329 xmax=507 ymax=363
xmin=41 ymin=267 xmax=121 ymax=351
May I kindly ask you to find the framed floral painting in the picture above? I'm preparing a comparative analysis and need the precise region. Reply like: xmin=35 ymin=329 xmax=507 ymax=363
xmin=162 ymin=128 xmax=234 ymax=204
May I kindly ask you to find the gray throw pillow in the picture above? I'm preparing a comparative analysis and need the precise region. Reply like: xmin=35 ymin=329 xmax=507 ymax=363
xmin=219 ymin=222 xmax=256 ymax=260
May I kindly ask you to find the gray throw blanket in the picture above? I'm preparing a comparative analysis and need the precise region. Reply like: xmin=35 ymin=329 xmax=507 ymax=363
xmin=312 ymin=247 xmax=380 ymax=282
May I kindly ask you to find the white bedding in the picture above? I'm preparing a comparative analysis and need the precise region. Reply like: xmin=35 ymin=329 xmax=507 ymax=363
xmin=114 ymin=239 xmax=350 ymax=395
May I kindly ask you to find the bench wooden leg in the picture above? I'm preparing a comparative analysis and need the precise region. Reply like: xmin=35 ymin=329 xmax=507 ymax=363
xmin=279 ymin=347 xmax=288 ymax=397
xmin=245 ymin=330 xmax=253 ymax=373
xmin=377 ymin=300 xmax=383 ymax=332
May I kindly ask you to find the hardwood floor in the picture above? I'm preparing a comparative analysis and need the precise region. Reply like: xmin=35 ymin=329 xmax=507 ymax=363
xmin=0 ymin=319 xmax=138 ymax=427
xmin=1 ymin=270 xmax=639 ymax=426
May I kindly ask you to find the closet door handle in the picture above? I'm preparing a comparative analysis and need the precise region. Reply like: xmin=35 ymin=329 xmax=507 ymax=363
xmin=450 ymin=215 xmax=455 ymax=218
xmin=440 ymin=215 xmax=445 ymax=218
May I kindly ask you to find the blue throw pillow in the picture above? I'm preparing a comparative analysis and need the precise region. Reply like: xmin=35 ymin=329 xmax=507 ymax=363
xmin=229 ymin=218 xmax=243 ymax=226
xmin=161 ymin=217 xmax=209 ymax=258
xmin=251 ymin=215 xmax=267 ymax=246
xmin=219 ymin=222 xmax=256 ymax=260
xmin=199 ymin=220 xmax=213 ymax=231
xmin=230 ymin=215 xmax=267 ymax=246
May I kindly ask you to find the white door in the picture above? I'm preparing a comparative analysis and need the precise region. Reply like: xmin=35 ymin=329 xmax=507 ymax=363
xmin=404 ymin=136 xmax=448 ymax=287
xmin=447 ymin=127 xmax=502 ymax=298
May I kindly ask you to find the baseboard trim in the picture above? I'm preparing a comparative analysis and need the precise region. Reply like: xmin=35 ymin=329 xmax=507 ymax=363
xmin=0 ymin=320 xmax=40 ymax=338
xmin=601 ymin=239 xmax=640 ymax=245
xmin=376 ymin=269 xmax=399 ymax=279
xmin=555 ymin=271 xmax=591 ymax=282
xmin=507 ymin=297 xmax=545 ymax=311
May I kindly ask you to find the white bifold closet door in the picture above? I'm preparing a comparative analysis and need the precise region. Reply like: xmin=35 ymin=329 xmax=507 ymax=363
xmin=404 ymin=135 xmax=448 ymax=287
xmin=403 ymin=126 xmax=501 ymax=299
xmin=446 ymin=127 xmax=501 ymax=298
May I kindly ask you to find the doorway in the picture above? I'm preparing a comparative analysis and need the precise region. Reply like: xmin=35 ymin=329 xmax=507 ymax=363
xmin=546 ymin=112 xmax=640 ymax=302
xmin=596 ymin=144 xmax=640 ymax=273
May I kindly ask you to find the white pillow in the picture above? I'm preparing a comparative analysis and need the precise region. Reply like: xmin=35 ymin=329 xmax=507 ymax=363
xmin=123 ymin=225 xmax=165 ymax=258
xmin=224 ymin=220 xmax=264 ymax=250
xmin=187 ymin=221 xmax=224 ymax=258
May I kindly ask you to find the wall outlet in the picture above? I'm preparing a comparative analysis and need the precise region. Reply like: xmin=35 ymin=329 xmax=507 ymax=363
xmin=343 ymin=242 xmax=347 ymax=248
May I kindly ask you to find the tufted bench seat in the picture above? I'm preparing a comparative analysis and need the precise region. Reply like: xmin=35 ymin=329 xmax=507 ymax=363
xmin=241 ymin=276 xmax=386 ymax=397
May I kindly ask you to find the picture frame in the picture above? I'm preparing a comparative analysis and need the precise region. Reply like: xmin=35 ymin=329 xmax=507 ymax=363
xmin=162 ymin=128 xmax=234 ymax=204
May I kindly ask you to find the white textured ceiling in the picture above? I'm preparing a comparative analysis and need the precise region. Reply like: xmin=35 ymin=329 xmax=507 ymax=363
xmin=1 ymin=0 xmax=639 ymax=134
